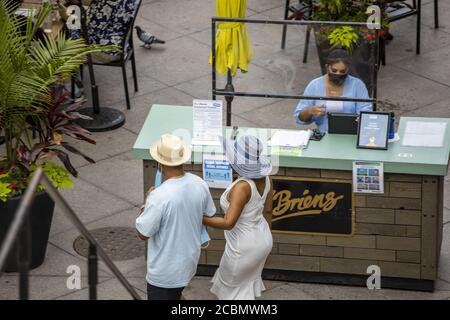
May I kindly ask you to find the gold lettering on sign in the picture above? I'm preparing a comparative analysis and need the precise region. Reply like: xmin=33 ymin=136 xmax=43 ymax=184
xmin=272 ymin=189 xmax=344 ymax=222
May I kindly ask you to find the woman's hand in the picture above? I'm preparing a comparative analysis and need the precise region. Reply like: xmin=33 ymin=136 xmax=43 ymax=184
xmin=299 ymin=105 xmax=326 ymax=122
xmin=309 ymin=105 xmax=326 ymax=117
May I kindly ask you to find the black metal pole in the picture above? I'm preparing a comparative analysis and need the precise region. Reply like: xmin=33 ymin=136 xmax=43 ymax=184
xmin=214 ymin=17 xmax=369 ymax=27
xmin=303 ymin=27 xmax=311 ymax=64
xmin=434 ymin=0 xmax=439 ymax=29
xmin=88 ymin=244 xmax=98 ymax=300
xmin=373 ymin=28 xmax=380 ymax=112
xmin=214 ymin=90 xmax=374 ymax=103
xmin=78 ymin=2 xmax=99 ymax=115
xmin=281 ymin=0 xmax=289 ymax=49
xmin=302 ymin=0 xmax=314 ymax=63
xmin=416 ymin=0 xmax=421 ymax=55
xmin=75 ymin=0 xmax=125 ymax=131
xmin=18 ymin=217 xmax=30 ymax=300
xmin=225 ymin=70 xmax=234 ymax=126
xmin=212 ymin=19 xmax=217 ymax=101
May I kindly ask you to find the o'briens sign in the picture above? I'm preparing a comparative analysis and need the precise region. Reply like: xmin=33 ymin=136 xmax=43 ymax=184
xmin=271 ymin=177 xmax=355 ymax=237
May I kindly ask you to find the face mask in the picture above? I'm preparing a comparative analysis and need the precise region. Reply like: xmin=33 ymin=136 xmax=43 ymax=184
xmin=328 ymin=69 xmax=348 ymax=86
xmin=154 ymin=164 xmax=162 ymax=188
xmin=200 ymin=225 xmax=211 ymax=248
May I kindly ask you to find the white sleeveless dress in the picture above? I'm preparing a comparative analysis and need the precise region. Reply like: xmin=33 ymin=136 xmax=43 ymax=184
xmin=210 ymin=176 xmax=273 ymax=300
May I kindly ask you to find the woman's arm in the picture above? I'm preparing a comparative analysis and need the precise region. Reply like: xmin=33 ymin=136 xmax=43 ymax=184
xmin=203 ymin=181 xmax=251 ymax=230
xmin=294 ymin=80 xmax=325 ymax=124
xmin=355 ymin=79 xmax=372 ymax=112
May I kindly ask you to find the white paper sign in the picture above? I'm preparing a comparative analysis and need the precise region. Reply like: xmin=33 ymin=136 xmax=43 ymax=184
xmin=353 ymin=161 xmax=384 ymax=194
xmin=192 ymin=100 xmax=223 ymax=146
xmin=268 ymin=129 xmax=312 ymax=148
xmin=202 ymin=154 xmax=233 ymax=189
xmin=402 ymin=121 xmax=447 ymax=148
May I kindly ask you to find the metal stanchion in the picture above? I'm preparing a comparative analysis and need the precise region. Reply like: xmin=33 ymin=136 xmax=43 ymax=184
xmin=88 ymin=244 xmax=98 ymax=300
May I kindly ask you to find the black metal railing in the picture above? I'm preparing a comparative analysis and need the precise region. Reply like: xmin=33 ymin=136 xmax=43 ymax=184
xmin=0 ymin=167 xmax=142 ymax=300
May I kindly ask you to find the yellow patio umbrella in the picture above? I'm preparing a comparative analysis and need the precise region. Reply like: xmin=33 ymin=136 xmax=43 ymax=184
xmin=209 ymin=0 xmax=253 ymax=77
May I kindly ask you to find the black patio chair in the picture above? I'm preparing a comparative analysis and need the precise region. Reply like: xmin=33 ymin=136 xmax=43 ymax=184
xmin=86 ymin=0 xmax=142 ymax=110
xmin=281 ymin=0 xmax=315 ymax=63
xmin=380 ymin=0 xmax=439 ymax=65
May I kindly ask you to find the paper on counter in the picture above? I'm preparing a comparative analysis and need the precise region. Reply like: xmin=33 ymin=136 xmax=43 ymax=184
xmin=402 ymin=121 xmax=447 ymax=148
xmin=268 ymin=129 xmax=312 ymax=148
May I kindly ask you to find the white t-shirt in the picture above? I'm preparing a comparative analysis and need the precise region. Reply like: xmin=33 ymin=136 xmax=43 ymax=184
xmin=136 ymin=173 xmax=216 ymax=288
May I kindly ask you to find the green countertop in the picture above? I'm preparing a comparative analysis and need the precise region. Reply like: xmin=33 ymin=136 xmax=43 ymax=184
xmin=133 ymin=104 xmax=450 ymax=176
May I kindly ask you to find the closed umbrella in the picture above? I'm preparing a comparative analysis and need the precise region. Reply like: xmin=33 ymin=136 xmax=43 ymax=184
xmin=210 ymin=0 xmax=253 ymax=125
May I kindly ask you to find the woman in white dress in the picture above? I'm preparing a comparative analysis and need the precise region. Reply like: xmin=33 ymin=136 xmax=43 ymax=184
xmin=203 ymin=135 xmax=273 ymax=300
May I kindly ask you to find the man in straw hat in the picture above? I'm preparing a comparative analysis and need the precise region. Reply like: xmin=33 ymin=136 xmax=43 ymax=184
xmin=136 ymin=133 xmax=216 ymax=300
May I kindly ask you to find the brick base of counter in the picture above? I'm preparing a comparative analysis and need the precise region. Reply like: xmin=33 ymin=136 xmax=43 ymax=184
xmin=142 ymin=161 xmax=444 ymax=291
xmin=196 ymin=266 xmax=435 ymax=292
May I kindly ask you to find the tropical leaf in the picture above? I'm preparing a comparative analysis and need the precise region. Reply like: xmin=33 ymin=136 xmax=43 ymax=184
xmin=61 ymin=142 xmax=95 ymax=164
xmin=0 ymin=0 xmax=102 ymax=175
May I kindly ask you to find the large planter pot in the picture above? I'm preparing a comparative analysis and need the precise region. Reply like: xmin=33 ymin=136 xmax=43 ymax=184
xmin=314 ymin=28 xmax=382 ymax=96
xmin=0 ymin=192 xmax=54 ymax=272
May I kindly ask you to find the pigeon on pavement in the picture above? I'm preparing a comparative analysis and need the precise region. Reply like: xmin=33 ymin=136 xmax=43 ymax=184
xmin=135 ymin=26 xmax=165 ymax=48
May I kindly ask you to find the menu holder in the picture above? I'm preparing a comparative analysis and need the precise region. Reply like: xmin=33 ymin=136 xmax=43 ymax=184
xmin=356 ymin=111 xmax=390 ymax=150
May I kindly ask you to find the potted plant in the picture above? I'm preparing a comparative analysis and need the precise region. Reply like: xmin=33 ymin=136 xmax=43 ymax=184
xmin=311 ymin=0 xmax=390 ymax=94
xmin=0 ymin=0 xmax=105 ymax=271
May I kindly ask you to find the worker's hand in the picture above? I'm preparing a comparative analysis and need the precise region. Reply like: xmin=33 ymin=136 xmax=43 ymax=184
xmin=309 ymin=105 xmax=326 ymax=117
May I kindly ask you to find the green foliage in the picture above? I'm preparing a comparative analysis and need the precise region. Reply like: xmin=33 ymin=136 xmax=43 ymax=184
xmin=0 ymin=159 xmax=73 ymax=202
xmin=328 ymin=26 xmax=359 ymax=51
xmin=0 ymin=160 xmax=29 ymax=200
xmin=0 ymin=181 xmax=12 ymax=202
xmin=31 ymin=162 xmax=74 ymax=192
xmin=0 ymin=0 xmax=114 ymax=202
xmin=0 ymin=0 xmax=107 ymax=168
xmin=313 ymin=0 xmax=391 ymax=50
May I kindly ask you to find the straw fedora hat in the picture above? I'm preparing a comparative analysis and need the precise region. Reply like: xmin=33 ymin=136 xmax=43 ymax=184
xmin=149 ymin=134 xmax=192 ymax=166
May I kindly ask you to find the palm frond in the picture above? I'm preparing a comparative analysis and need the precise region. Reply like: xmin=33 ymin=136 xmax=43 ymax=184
xmin=0 ymin=0 xmax=104 ymax=166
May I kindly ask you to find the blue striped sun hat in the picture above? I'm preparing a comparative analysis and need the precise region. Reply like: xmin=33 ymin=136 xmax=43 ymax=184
xmin=219 ymin=135 xmax=272 ymax=179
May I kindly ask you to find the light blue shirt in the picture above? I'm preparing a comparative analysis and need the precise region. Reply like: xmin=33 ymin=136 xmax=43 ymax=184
xmin=293 ymin=75 xmax=373 ymax=132
xmin=135 ymin=173 xmax=216 ymax=288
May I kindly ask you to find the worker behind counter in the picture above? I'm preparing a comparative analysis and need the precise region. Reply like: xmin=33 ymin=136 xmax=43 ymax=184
xmin=293 ymin=49 xmax=373 ymax=133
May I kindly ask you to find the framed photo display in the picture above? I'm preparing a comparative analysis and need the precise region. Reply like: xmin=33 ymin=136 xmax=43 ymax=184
xmin=357 ymin=111 xmax=390 ymax=150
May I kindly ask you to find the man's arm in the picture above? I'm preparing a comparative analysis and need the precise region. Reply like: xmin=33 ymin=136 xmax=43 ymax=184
xmin=135 ymin=190 xmax=162 ymax=241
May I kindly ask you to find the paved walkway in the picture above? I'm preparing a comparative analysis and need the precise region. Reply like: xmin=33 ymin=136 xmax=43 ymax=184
xmin=1 ymin=0 xmax=450 ymax=300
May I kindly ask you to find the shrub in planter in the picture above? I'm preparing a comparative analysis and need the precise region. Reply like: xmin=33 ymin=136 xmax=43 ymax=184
xmin=0 ymin=0 xmax=109 ymax=271
xmin=311 ymin=0 xmax=390 ymax=94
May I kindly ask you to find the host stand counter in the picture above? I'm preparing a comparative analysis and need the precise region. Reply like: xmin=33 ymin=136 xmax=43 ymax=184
xmin=133 ymin=104 xmax=450 ymax=291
